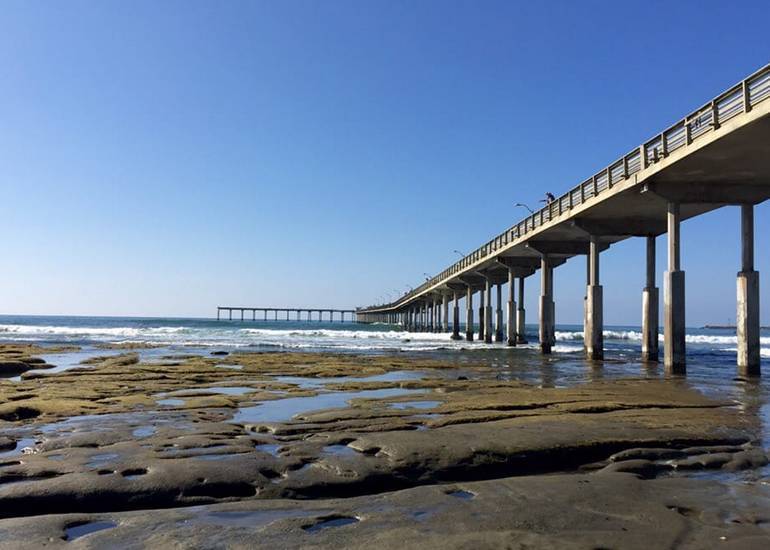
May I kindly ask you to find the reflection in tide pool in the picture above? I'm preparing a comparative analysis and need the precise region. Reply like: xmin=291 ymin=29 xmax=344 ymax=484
xmin=233 ymin=387 xmax=426 ymax=424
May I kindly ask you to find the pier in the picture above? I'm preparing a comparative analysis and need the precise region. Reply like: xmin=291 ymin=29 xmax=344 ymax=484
xmin=358 ymin=63 xmax=770 ymax=377
xmin=217 ymin=306 xmax=357 ymax=323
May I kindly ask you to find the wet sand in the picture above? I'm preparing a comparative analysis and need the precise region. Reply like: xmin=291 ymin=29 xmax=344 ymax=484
xmin=1 ymin=345 xmax=769 ymax=548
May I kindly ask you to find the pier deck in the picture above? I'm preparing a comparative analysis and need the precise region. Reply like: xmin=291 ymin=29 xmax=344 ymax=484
xmin=359 ymin=62 xmax=770 ymax=376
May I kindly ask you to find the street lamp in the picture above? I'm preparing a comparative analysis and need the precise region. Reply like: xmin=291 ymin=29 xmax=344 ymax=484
xmin=423 ymin=272 xmax=431 ymax=282
xmin=453 ymin=249 xmax=466 ymax=258
xmin=515 ymin=202 xmax=534 ymax=214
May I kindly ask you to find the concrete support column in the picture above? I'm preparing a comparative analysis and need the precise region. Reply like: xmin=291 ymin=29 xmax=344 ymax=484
xmin=507 ymin=270 xmax=516 ymax=346
xmin=664 ymin=202 xmax=686 ymax=373
xmin=495 ymin=283 xmax=504 ymax=342
xmin=435 ymin=298 xmax=441 ymax=333
xmin=539 ymin=256 xmax=555 ymax=354
xmin=642 ymin=236 xmax=659 ymax=362
xmin=451 ymin=291 xmax=461 ymax=340
xmin=465 ymin=286 xmax=474 ymax=341
xmin=442 ymin=294 xmax=449 ymax=332
xmin=484 ymin=279 xmax=493 ymax=344
xmin=737 ymin=204 xmax=760 ymax=376
xmin=517 ymin=277 xmax=527 ymax=343
xmin=585 ymin=235 xmax=604 ymax=360
xmin=478 ymin=288 xmax=486 ymax=341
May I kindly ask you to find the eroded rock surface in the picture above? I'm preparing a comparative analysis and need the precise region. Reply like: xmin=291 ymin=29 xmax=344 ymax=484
xmin=1 ymin=345 xmax=768 ymax=547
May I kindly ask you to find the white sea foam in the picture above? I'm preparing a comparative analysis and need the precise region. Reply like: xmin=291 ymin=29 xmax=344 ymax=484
xmin=554 ymin=329 xmax=770 ymax=346
xmin=1 ymin=320 xmax=768 ymax=356
xmin=0 ymin=324 xmax=188 ymax=337
xmin=555 ymin=330 xmax=643 ymax=341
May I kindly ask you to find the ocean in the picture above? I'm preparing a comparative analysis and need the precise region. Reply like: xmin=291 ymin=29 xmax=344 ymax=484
xmin=1 ymin=314 xmax=768 ymax=357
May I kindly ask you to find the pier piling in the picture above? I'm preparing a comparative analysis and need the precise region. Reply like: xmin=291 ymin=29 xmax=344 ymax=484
xmin=664 ymin=202 xmax=686 ymax=374
xmin=737 ymin=204 xmax=761 ymax=376
xmin=642 ymin=236 xmax=660 ymax=362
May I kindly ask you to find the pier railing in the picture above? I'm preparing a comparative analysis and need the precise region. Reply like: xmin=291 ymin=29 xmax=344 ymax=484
xmin=364 ymin=62 xmax=770 ymax=313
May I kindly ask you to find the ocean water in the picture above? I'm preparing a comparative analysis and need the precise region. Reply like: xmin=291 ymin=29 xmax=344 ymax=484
xmin=1 ymin=314 xmax=768 ymax=357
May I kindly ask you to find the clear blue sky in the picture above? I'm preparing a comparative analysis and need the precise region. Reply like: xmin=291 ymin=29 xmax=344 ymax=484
xmin=1 ymin=0 xmax=769 ymax=324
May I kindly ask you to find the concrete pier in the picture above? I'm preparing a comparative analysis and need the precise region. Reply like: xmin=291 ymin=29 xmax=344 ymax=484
xmin=442 ymin=293 xmax=450 ymax=332
xmin=507 ymin=270 xmax=516 ymax=346
xmin=664 ymin=202 xmax=686 ymax=374
xmin=484 ymin=278 xmax=493 ymax=344
xmin=585 ymin=235 xmax=603 ymax=360
xmin=642 ymin=236 xmax=659 ymax=362
xmin=466 ymin=286 xmax=474 ymax=341
xmin=517 ymin=277 xmax=527 ymax=344
xmin=451 ymin=290 xmax=461 ymax=340
xmin=478 ymin=288 xmax=486 ymax=342
xmin=357 ymin=63 xmax=770 ymax=375
xmin=737 ymin=204 xmax=761 ymax=376
xmin=539 ymin=256 xmax=555 ymax=354
xmin=495 ymin=283 xmax=504 ymax=342
xmin=217 ymin=306 xmax=357 ymax=323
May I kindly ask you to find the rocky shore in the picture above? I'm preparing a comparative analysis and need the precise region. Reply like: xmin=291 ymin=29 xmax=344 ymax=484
xmin=1 ymin=345 xmax=769 ymax=548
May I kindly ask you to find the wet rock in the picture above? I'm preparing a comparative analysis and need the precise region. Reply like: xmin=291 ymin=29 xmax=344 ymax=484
xmin=670 ymin=452 xmax=734 ymax=470
xmin=81 ymin=353 xmax=139 ymax=368
xmin=682 ymin=444 xmax=745 ymax=455
xmin=0 ymin=437 xmax=16 ymax=451
xmin=0 ymin=361 xmax=33 ymax=376
xmin=723 ymin=449 xmax=769 ymax=471
xmin=3 ymin=473 xmax=770 ymax=549
xmin=609 ymin=447 xmax=686 ymax=462
xmin=211 ymin=351 xmax=230 ymax=356
xmin=598 ymin=459 xmax=672 ymax=477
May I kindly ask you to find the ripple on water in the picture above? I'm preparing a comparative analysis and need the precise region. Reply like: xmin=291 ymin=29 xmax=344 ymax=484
xmin=390 ymin=401 xmax=442 ymax=410
xmin=322 ymin=444 xmax=358 ymax=457
xmin=165 ymin=386 xmax=256 ymax=397
xmin=275 ymin=370 xmax=426 ymax=390
xmin=302 ymin=516 xmax=360 ymax=533
xmin=255 ymin=444 xmax=281 ymax=457
xmin=233 ymin=387 xmax=426 ymax=424
xmin=64 ymin=520 xmax=117 ymax=541
xmin=0 ymin=438 xmax=37 ymax=458
xmin=87 ymin=453 xmax=120 ymax=469
xmin=132 ymin=426 xmax=156 ymax=438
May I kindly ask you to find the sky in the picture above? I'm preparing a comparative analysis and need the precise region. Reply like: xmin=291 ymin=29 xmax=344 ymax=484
xmin=1 ymin=0 xmax=769 ymax=324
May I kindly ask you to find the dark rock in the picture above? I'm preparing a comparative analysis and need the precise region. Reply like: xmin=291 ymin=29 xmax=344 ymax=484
xmin=723 ymin=449 xmax=769 ymax=471
xmin=671 ymin=453 xmax=733 ymax=470
xmin=609 ymin=447 xmax=686 ymax=462
xmin=598 ymin=459 xmax=672 ymax=477
xmin=0 ymin=361 xmax=31 ymax=376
